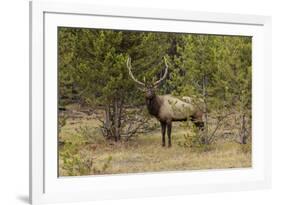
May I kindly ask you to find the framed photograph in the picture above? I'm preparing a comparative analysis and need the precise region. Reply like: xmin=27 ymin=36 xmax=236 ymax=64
xmin=29 ymin=1 xmax=271 ymax=204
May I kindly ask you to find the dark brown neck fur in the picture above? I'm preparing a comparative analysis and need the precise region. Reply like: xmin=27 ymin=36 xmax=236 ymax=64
xmin=146 ymin=95 xmax=162 ymax=118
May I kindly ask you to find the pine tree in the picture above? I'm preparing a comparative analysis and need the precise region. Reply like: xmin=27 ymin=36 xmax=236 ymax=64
xmin=58 ymin=28 xmax=170 ymax=141
xmin=172 ymin=34 xmax=252 ymax=144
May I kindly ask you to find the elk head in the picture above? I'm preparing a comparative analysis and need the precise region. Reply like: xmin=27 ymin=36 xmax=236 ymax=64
xmin=127 ymin=57 xmax=169 ymax=100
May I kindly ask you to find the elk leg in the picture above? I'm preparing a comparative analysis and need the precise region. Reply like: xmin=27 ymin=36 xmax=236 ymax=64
xmin=160 ymin=122 xmax=166 ymax=147
xmin=167 ymin=122 xmax=172 ymax=147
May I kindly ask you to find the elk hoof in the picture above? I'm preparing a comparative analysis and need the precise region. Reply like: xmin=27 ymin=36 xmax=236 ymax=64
xmin=168 ymin=144 xmax=172 ymax=148
xmin=162 ymin=143 xmax=165 ymax=147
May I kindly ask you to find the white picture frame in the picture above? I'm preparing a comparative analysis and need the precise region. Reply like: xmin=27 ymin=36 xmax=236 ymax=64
xmin=29 ymin=1 xmax=272 ymax=204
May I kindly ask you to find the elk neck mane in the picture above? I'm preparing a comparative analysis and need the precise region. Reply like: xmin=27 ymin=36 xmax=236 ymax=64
xmin=146 ymin=95 xmax=163 ymax=118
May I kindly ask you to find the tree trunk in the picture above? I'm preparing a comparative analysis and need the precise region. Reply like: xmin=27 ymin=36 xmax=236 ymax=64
xmin=113 ymin=99 xmax=120 ymax=142
xmin=202 ymin=75 xmax=209 ymax=144
xmin=104 ymin=104 xmax=111 ymax=139
xmin=118 ymin=100 xmax=123 ymax=140
xmin=240 ymin=113 xmax=247 ymax=144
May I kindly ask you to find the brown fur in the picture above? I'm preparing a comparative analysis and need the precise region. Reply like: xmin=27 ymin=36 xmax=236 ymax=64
xmin=146 ymin=95 xmax=163 ymax=119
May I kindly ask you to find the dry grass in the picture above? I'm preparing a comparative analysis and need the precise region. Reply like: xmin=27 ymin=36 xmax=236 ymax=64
xmin=59 ymin=114 xmax=251 ymax=176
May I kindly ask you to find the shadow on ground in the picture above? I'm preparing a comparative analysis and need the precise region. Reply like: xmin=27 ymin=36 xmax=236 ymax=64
xmin=16 ymin=195 xmax=29 ymax=204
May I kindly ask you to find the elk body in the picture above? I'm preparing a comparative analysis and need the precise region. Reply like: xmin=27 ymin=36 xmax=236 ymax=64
xmin=127 ymin=57 xmax=204 ymax=147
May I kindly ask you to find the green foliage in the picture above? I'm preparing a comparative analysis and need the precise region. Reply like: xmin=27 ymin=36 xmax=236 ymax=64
xmin=58 ymin=113 xmax=67 ymax=133
xmin=60 ymin=149 xmax=93 ymax=176
xmin=177 ymin=123 xmax=212 ymax=152
xmin=170 ymin=34 xmax=251 ymax=110
xmin=75 ymin=125 xmax=104 ymax=144
xmin=59 ymin=28 xmax=252 ymax=144
xmin=59 ymin=126 xmax=112 ymax=176
xmin=169 ymin=34 xmax=252 ymax=144
xmin=58 ymin=30 xmax=252 ymax=175
xmin=60 ymin=148 xmax=113 ymax=176
xmin=58 ymin=28 xmax=173 ymax=141
xmin=58 ymin=28 xmax=170 ymax=107
xmin=59 ymin=132 xmax=89 ymax=176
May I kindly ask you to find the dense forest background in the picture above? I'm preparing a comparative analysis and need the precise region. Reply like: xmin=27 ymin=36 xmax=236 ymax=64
xmin=58 ymin=27 xmax=252 ymax=176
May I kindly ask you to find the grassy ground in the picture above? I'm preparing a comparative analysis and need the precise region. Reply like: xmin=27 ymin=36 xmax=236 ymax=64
xmin=59 ymin=114 xmax=251 ymax=176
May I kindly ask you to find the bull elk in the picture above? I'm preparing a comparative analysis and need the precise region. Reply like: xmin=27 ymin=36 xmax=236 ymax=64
xmin=127 ymin=57 xmax=204 ymax=147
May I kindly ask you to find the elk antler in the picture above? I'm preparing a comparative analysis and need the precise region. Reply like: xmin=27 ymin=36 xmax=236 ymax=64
xmin=127 ymin=57 xmax=145 ymax=86
xmin=153 ymin=56 xmax=168 ymax=87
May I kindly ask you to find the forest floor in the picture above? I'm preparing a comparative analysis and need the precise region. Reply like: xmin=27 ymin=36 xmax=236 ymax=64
xmin=58 ymin=110 xmax=252 ymax=176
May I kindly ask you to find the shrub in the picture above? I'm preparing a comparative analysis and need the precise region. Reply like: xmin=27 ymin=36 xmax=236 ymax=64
xmin=59 ymin=125 xmax=114 ymax=176
xmin=60 ymin=144 xmax=113 ymax=176
xmin=75 ymin=125 xmax=104 ymax=144
xmin=177 ymin=123 xmax=212 ymax=152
